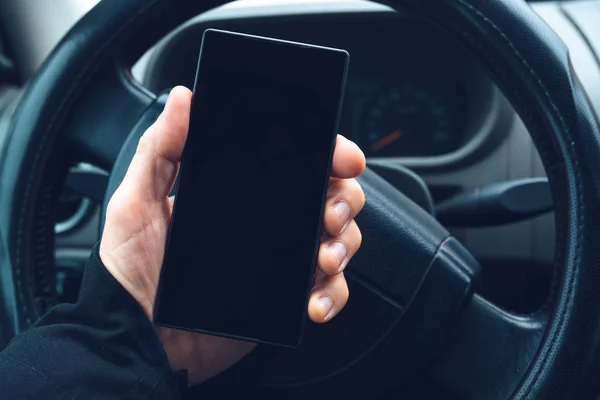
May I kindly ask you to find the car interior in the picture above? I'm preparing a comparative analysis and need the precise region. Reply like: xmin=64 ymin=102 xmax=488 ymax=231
xmin=0 ymin=0 xmax=600 ymax=398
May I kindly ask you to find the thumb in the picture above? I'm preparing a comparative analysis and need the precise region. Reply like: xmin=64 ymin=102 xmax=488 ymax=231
xmin=121 ymin=86 xmax=192 ymax=201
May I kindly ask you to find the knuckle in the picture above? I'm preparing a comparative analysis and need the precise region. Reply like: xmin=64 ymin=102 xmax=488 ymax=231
xmin=338 ymin=277 xmax=350 ymax=303
xmin=331 ymin=178 xmax=364 ymax=211
xmin=326 ymin=178 xmax=343 ymax=199
xmin=136 ymin=133 xmax=153 ymax=155
xmin=324 ymin=207 xmax=341 ymax=233
xmin=106 ymin=191 xmax=143 ymax=224
xmin=354 ymin=224 xmax=363 ymax=250
xmin=106 ymin=192 xmax=124 ymax=218
xmin=350 ymin=178 xmax=366 ymax=209
xmin=319 ymin=250 xmax=336 ymax=274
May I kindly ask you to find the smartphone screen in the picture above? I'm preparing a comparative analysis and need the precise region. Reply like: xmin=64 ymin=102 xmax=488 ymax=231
xmin=154 ymin=29 xmax=349 ymax=347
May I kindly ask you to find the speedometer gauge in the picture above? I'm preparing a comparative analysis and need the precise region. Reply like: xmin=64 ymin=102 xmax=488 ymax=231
xmin=358 ymin=84 xmax=464 ymax=157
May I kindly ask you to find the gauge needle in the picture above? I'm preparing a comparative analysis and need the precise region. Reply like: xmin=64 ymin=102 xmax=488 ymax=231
xmin=371 ymin=129 xmax=402 ymax=152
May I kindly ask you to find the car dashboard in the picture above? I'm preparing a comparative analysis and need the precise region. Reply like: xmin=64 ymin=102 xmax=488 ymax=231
xmin=139 ymin=7 xmax=508 ymax=166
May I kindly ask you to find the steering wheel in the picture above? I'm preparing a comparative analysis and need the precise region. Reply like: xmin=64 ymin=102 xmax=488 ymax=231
xmin=1 ymin=0 xmax=600 ymax=398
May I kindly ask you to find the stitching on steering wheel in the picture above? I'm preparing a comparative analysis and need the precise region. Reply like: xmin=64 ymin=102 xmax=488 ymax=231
xmin=14 ymin=0 xmax=165 ymax=324
xmin=457 ymin=0 xmax=584 ymax=396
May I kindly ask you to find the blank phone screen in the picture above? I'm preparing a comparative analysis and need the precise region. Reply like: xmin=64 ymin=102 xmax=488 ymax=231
xmin=154 ymin=29 xmax=349 ymax=346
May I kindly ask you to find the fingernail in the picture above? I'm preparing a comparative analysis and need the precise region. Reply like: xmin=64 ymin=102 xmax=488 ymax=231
xmin=333 ymin=201 xmax=351 ymax=232
xmin=319 ymin=296 xmax=335 ymax=321
xmin=329 ymin=241 xmax=348 ymax=270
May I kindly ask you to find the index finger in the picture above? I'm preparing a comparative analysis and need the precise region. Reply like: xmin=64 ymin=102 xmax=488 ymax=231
xmin=331 ymin=135 xmax=366 ymax=179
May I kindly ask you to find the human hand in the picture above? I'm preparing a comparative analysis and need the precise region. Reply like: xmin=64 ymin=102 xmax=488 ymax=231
xmin=99 ymin=86 xmax=366 ymax=385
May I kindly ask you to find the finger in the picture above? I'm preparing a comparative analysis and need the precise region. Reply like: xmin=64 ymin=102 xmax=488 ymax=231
xmin=308 ymin=272 xmax=349 ymax=323
xmin=318 ymin=220 xmax=361 ymax=276
xmin=331 ymin=135 xmax=366 ymax=179
xmin=323 ymin=178 xmax=365 ymax=236
xmin=121 ymin=86 xmax=192 ymax=201
xmin=146 ymin=86 xmax=193 ymax=163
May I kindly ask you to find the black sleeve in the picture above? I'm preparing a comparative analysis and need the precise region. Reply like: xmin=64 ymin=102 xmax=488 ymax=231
xmin=0 ymin=244 xmax=187 ymax=399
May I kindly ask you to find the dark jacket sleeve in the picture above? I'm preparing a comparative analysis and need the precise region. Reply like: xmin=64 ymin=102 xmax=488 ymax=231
xmin=0 ymin=244 xmax=186 ymax=399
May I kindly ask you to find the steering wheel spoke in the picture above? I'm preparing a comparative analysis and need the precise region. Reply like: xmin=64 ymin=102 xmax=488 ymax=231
xmin=252 ymin=168 xmax=482 ymax=386
xmin=432 ymin=295 xmax=545 ymax=400
xmin=63 ymin=62 xmax=156 ymax=170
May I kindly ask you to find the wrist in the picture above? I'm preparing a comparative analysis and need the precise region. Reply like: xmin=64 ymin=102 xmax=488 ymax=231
xmin=98 ymin=245 xmax=156 ymax=320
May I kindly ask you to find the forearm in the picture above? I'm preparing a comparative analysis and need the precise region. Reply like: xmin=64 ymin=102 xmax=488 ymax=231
xmin=0 ymin=244 xmax=184 ymax=399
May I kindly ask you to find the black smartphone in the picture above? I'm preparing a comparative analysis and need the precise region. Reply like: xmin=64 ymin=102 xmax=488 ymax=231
xmin=154 ymin=29 xmax=349 ymax=347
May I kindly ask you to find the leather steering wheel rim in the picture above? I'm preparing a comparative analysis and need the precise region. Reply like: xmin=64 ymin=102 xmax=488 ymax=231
xmin=1 ymin=0 xmax=600 ymax=398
